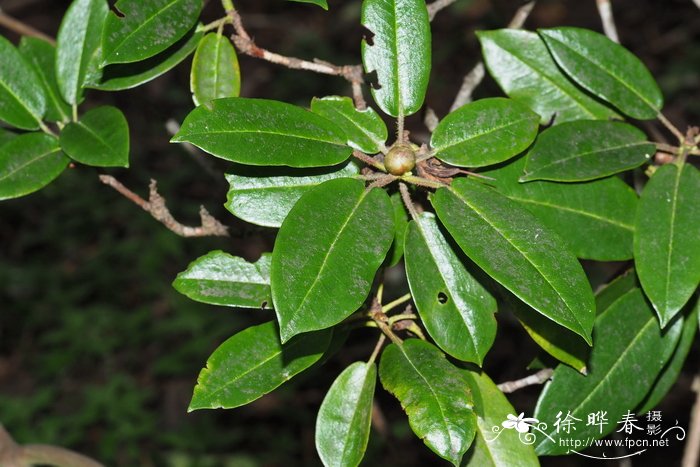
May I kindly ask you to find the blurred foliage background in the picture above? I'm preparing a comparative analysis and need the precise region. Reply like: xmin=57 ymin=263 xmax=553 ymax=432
xmin=0 ymin=0 xmax=699 ymax=465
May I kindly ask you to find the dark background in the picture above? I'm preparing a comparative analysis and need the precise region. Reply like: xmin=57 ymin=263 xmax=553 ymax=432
xmin=1 ymin=0 xmax=699 ymax=465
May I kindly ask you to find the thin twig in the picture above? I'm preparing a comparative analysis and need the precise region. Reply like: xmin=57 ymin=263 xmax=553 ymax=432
xmin=353 ymin=150 xmax=386 ymax=171
xmin=595 ymin=0 xmax=619 ymax=43
xmin=99 ymin=175 xmax=229 ymax=237
xmin=1 ymin=424 xmax=104 ymax=467
xmin=450 ymin=1 xmax=536 ymax=112
xmin=498 ymin=368 xmax=554 ymax=393
xmin=424 ymin=107 xmax=439 ymax=132
xmin=427 ymin=0 xmax=457 ymax=21
xmin=658 ymin=113 xmax=686 ymax=143
xmin=368 ymin=334 xmax=387 ymax=365
xmin=0 ymin=8 xmax=55 ymax=44
xmin=399 ymin=182 xmax=419 ymax=222
xmin=227 ymin=8 xmax=366 ymax=108
xmin=693 ymin=0 xmax=700 ymax=9
xmin=683 ymin=376 xmax=700 ymax=467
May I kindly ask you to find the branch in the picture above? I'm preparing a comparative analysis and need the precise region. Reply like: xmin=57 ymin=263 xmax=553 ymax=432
xmin=694 ymin=0 xmax=700 ymax=10
xmin=595 ymin=0 xmax=619 ymax=43
xmin=428 ymin=0 xmax=457 ymax=21
xmin=99 ymin=175 xmax=229 ymax=237
xmin=683 ymin=376 xmax=700 ymax=467
xmin=227 ymin=8 xmax=367 ymax=109
xmin=497 ymin=368 xmax=553 ymax=393
xmin=0 ymin=7 xmax=55 ymax=44
xmin=450 ymin=1 xmax=536 ymax=112
xmin=1 ymin=424 xmax=104 ymax=467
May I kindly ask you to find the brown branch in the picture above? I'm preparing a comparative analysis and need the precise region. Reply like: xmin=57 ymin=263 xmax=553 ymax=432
xmin=595 ymin=0 xmax=620 ymax=42
xmin=99 ymin=175 xmax=229 ymax=237
xmin=0 ymin=8 xmax=55 ymax=44
xmin=1 ymin=424 xmax=104 ymax=467
xmin=450 ymin=1 xmax=536 ymax=112
xmin=427 ymin=0 xmax=457 ymax=20
xmin=399 ymin=182 xmax=419 ymax=221
xmin=227 ymin=8 xmax=366 ymax=109
xmin=683 ymin=376 xmax=700 ymax=467
xmin=497 ymin=368 xmax=553 ymax=393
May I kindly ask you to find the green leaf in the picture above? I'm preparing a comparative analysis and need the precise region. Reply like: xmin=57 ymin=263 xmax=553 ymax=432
xmin=476 ymin=29 xmax=617 ymax=125
xmin=0 ymin=133 xmax=69 ymax=200
xmin=55 ymin=0 xmax=108 ymax=105
xmin=18 ymin=38 xmax=71 ymax=123
xmin=533 ymin=288 xmax=683 ymax=455
xmin=379 ymin=339 xmax=476 ymax=465
xmin=386 ymin=192 xmax=408 ymax=267
xmin=288 ymin=0 xmax=329 ymax=10
xmin=594 ymin=268 xmax=638 ymax=314
xmin=634 ymin=163 xmax=700 ymax=326
xmin=311 ymin=96 xmax=387 ymax=154
xmin=172 ymin=97 xmax=352 ymax=168
xmin=432 ymin=178 xmax=595 ymax=343
xmin=361 ymin=0 xmax=431 ymax=117
xmin=637 ymin=295 xmax=698 ymax=414
xmin=0 ymin=128 xmax=16 ymax=147
xmin=189 ymin=321 xmax=330 ymax=410
xmin=482 ymin=156 xmax=637 ymax=261
xmin=0 ymin=35 xmax=46 ymax=130
xmin=461 ymin=369 xmax=539 ymax=467
xmin=225 ymin=163 xmax=359 ymax=228
xmin=315 ymin=362 xmax=376 ymax=467
xmin=87 ymin=27 xmax=201 ymax=91
xmin=190 ymin=33 xmax=240 ymax=106
xmin=173 ymin=250 xmax=272 ymax=309
xmin=404 ymin=212 xmax=497 ymax=364
xmin=271 ymin=178 xmax=394 ymax=342
xmin=510 ymin=299 xmax=589 ymax=373
xmin=521 ymin=121 xmax=654 ymax=182
xmin=102 ymin=0 xmax=203 ymax=65
xmin=431 ymin=98 xmax=539 ymax=168
xmin=539 ymin=27 xmax=663 ymax=120
xmin=59 ymin=106 xmax=129 ymax=167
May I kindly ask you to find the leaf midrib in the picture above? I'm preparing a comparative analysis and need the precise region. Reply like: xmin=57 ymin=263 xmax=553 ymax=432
xmin=0 ymin=147 xmax=61 ymax=182
xmin=663 ymin=166 xmax=683 ymax=312
xmin=178 ymin=129 xmax=346 ymax=147
xmin=510 ymin=196 xmax=634 ymax=231
xmin=434 ymin=114 xmax=534 ymax=154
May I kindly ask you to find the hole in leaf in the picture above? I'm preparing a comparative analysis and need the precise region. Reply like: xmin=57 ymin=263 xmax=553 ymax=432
xmin=361 ymin=26 xmax=375 ymax=46
xmin=365 ymin=70 xmax=381 ymax=90
xmin=437 ymin=292 xmax=448 ymax=304
xmin=261 ymin=301 xmax=268 ymax=309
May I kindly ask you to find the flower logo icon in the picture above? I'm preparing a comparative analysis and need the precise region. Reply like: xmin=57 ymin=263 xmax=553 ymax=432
xmin=502 ymin=413 xmax=539 ymax=433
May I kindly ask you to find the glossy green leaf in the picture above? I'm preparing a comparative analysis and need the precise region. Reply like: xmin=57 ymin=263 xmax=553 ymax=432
xmin=225 ymin=163 xmax=359 ymax=228
xmin=87 ymin=27 xmax=201 ymax=91
xmin=482 ymin=156 xmax=637 ymax=261
xmin=315 ymin=362 xmax=376 ymax=467
xmin=190 ymin=33 xmax=240 ymax=106
xmin=521 ymin=121 xmax=654 ymax=182
xmin=19 ymin=38 xmax=71 ymax=123
xmin=462 ymin=370 xmax=539 ymax=467
xmin=431 ymin=98 xmax=539 ymax=168
xmin=311 ymin=96 xmax=387 ymax=154
xmin=638 ymin=295 xmax=698 ymax=414
xmin=379 ymin=339 xmax=476 ymax=465
xmin=539 ymin=27 xmax=663 ymax=120
xmin=173 ymin=250 xmax=272 ymax=309
xmin=386 ymin=192 xmax=408 ymax=267
xmin=271 ymin=178 xmax=394 ymax=342
xmin=635 ymin=163 xmax=700 ymax=326
xmin=594 ymin=268 xmax=638 ymax=314
xmin=0 ymin=128 xmax=16 ymax=147
xmin=0 ymin=133 xmax=68 ymax=200
xmin=404 ymin=212 xmax=497 ymax=364
xmin=59 ymin=106 xmax=129 ymax=167
xmin=533 ymin=288 xmax=683 ymax=455
xmin=361 ymin=0 xmax=431 ymax=117
xmin=432 ymin=178 xmax=595 ymax=343
xmin=511 ymin=299 xmax=588 ymax=373
xmin=289 ymin=0 xmax=329 ymax=10
xmin=102 ymin=0 xmax=203 ymax=65
xmin=189 ymin=321 xmax=330 ymax=410
xmin=477 ymin=29 xmax=617 ymax=124
xmin=55 ymin=0 xmax=108 ymax=105
xmin=172 ymin=98 xmax=352 ymax=167
xmin=0 ymin=36 xmax=46 ymax=130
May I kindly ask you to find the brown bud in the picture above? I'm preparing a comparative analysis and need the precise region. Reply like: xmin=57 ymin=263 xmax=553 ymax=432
xmin=384 ymin=144 xmax=416 ymax=176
